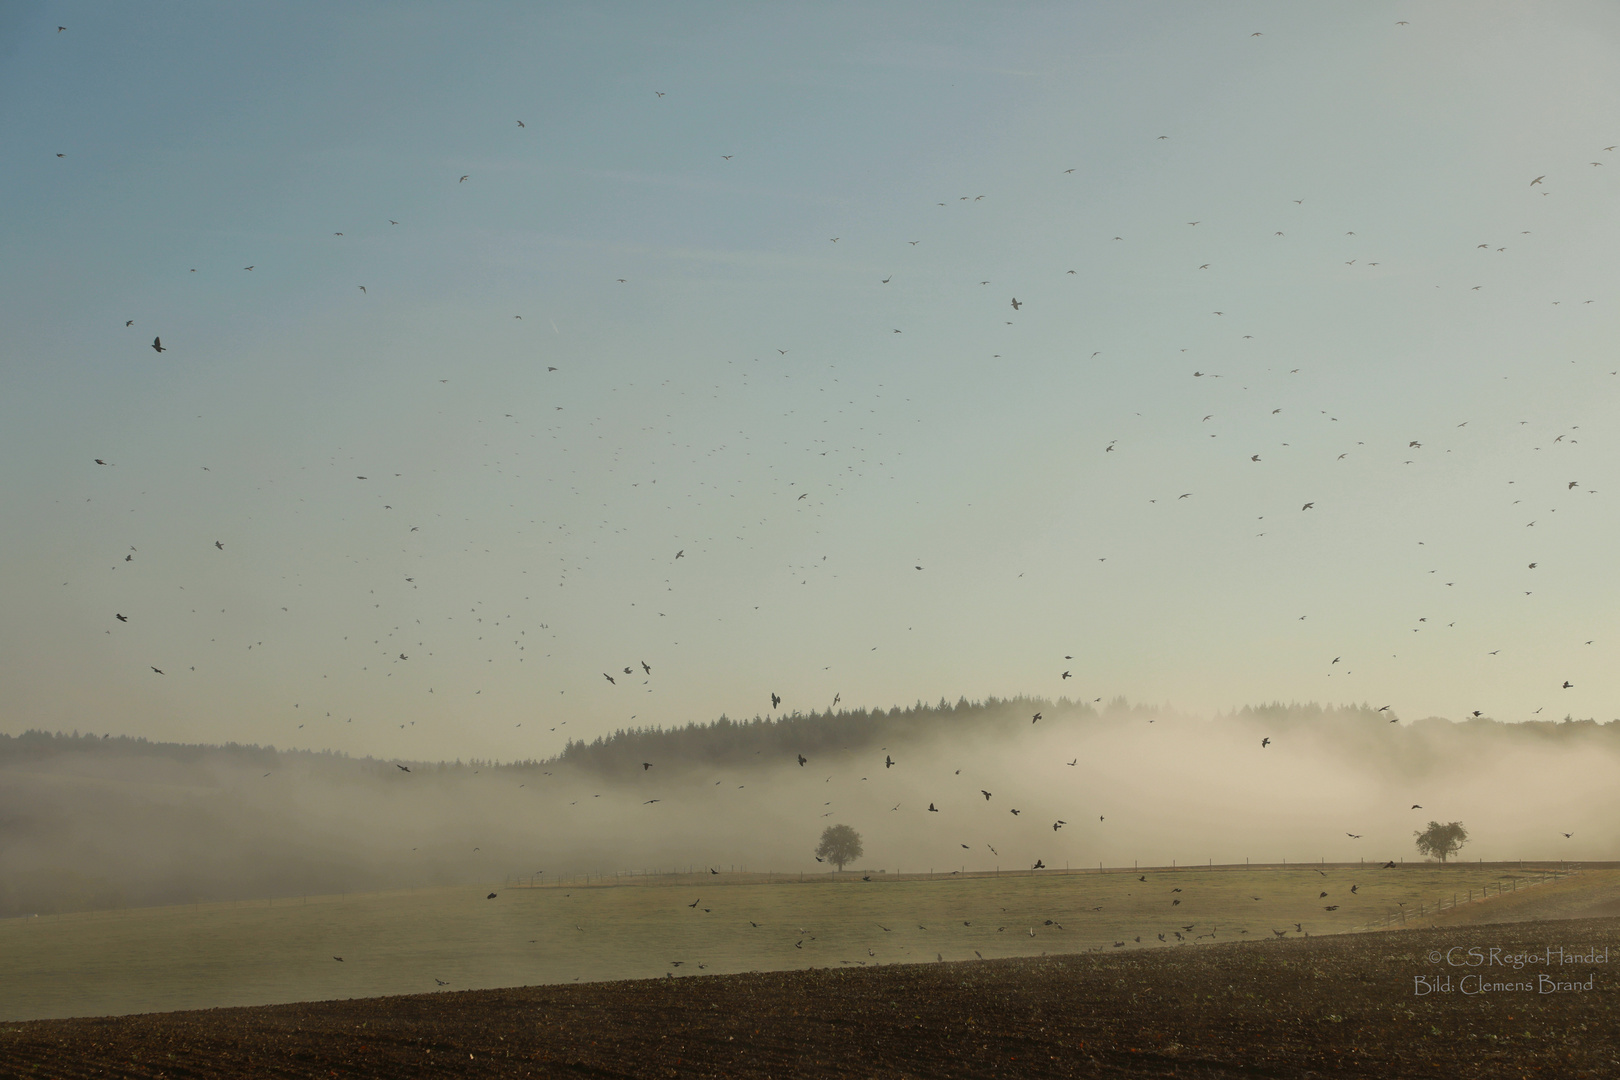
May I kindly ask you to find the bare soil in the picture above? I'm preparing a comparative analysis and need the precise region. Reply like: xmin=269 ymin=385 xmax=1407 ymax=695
xmin=3 ymin=917 xmax=1616 ymax=1079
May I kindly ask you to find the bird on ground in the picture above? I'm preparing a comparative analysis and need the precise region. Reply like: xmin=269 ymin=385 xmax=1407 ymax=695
xmin=151 ymin=337 xmax=165 ymax=353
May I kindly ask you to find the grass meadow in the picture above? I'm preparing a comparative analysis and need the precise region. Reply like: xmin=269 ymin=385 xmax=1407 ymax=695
xmin=0 ymin=861 xmax=1592 ymax=1021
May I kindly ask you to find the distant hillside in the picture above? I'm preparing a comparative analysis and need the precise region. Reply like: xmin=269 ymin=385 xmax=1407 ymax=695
xmin=546 ymin=696 xmax=1620 ymax=776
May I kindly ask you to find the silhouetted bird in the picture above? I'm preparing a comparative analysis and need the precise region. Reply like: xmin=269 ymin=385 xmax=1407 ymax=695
xmin=797 ymin=754 xmax=807 ymax=766
xmin=487 ymin=893 xmax=498 ymax=900
xmin=115 ymin=614 xmax=127 ymax=622
xmin=771 ymin=692 xmax=781 ymax=708
xmin=642 ymin=762 xmax=653 ymax=770
xmin=151 ymin=337 xmax=165 ymax=353
xmin=603 ymin=673 xmax=615 ymax=684
xmin=1261 ymin=737 xmax=1270 ymax=747
xmin=981 ymin=790 xmax=992 ymax=800
xmin=396 ymin=764 xmax=410 ymax=772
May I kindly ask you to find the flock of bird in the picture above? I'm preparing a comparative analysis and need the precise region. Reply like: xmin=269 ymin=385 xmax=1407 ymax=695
xmin=42 ymin=12 xmax=1613 ymax=895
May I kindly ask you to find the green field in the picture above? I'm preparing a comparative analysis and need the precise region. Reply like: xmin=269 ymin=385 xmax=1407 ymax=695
xmin=0 ymin=862 xmax=1586 ymax=1021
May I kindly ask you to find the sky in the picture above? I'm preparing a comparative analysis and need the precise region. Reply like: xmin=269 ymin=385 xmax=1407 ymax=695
xmin=3 ymin=1 xmax=1619 ymax=764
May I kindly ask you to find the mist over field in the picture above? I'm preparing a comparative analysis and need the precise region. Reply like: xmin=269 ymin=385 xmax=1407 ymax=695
xmin=5 ymin=701 xmax=1615 ymax=919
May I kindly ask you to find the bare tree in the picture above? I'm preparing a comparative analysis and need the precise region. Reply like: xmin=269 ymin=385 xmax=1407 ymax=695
xmin=1414 ymin=821 xmax=1469 ymax=863
xmin=815 ymin=824 xmax=863 ymax=871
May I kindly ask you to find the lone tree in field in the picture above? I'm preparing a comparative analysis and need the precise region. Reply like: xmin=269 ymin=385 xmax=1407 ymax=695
xmin=1414 ymin=821 xmax=1469 ymax=863
xmin=815 ymin=824 xmax=863 ymax=871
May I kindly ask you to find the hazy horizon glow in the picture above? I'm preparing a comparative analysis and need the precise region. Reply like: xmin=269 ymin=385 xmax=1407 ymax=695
xmin=4 ymin=3 xmax=1619 ymax=762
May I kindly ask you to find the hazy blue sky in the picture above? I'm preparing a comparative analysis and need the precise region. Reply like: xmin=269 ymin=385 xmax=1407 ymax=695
xmin=4 ymin=2 xmax=1618 ymax=761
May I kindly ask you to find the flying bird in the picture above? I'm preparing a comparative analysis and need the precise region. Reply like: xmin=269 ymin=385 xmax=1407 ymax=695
xmin=604 ymin=673 xmax=615 ymax=684
xmin=150 ymin=667 xmax=163 ymax=675
xmin=459 ymin=175 xmax=469 ymax=182
xmin=1010 ymin=298 xmax=1021 ymax=310
xmin=396 ymin=764 xmax=410 ymax=772
xmin=151 ymin=337 xmax=165 ymax=353
xmin=1261 ymin=737 xmax=1270 ymax=747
